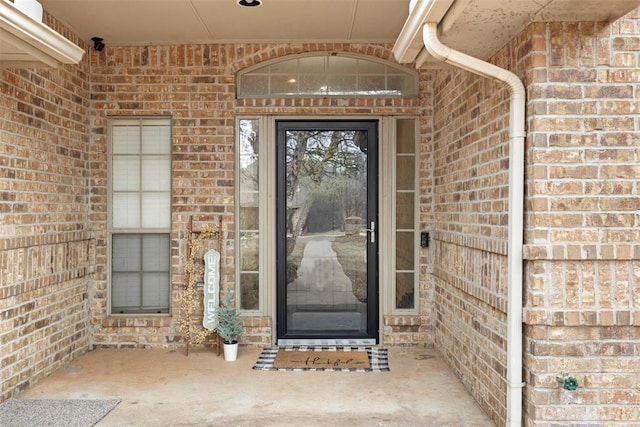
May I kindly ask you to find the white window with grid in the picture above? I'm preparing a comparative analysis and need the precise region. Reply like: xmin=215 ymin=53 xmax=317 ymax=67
xmin=237 ymin=53 xmax=418 ymax=98
xmin=108 ymin=118 xmax=172 ymax=314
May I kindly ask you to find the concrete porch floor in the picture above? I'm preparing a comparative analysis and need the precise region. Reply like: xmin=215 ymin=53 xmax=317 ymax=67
xmin=19 ymin=346 xmax=495 ymax=426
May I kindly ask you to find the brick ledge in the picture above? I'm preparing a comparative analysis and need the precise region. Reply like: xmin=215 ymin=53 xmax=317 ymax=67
xmin=524 ymin=308 xmax=639 ymax=326
xmin=1 ymin=231 xmax=93 ymax=251
xmin=524 ymin=243 xmax=640 ymax=261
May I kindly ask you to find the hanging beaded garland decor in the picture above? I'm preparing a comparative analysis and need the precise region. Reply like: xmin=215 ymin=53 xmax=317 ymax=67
xmin=176 ymin=220 xmax=222 ymax=355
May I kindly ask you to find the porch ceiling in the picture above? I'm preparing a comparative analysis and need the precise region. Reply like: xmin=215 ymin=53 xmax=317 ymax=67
xmin=38 ymin=0 xmax=639 ymax=60
xmin=434 ymin=0 xmax=640 ymax=61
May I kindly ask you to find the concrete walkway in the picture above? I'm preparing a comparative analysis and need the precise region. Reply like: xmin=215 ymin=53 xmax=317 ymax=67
xmin=19 ymin=346 xmax=495 ymax=426
xmin=288 ymin=234 xmax=361 ymax=306
xmin=287 ymin=234 xmax=366 ymax=332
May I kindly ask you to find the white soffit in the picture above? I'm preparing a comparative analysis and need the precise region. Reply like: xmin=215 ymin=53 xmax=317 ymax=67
xmin=39 ymin=0 xmax=411 ymax=45
xmin=531 ymin=0 xmax=640 ymax=21
xmin=195 ymin=0 xmax=358 ymax=41
xmin=349 ymin=0 xmax=420 ymax=41
xmin=27 ymin=0 xmax=640 ymax=63
xmin=436 ymin=0 xmax=640 ymax=62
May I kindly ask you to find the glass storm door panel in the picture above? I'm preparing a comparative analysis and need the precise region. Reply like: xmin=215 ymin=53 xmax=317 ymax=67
xmin=276 ymin=120 xmax=378 ymax=342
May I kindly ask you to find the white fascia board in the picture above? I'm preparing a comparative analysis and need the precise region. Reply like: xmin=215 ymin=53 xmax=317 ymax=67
xmin=0 ymin=1 xmax=85 ymax=66
xmin=392 ymin=0 xmax=455 ymax=64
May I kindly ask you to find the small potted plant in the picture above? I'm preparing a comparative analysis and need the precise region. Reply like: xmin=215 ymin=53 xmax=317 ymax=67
xmin=216 ymin=291 xmax=245 ymax=361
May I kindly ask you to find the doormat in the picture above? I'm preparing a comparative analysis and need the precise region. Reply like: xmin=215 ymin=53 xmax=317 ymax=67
xmin=252 ymin=346 xmax=389 ymax=372
xmin=0 ymin=398 xmax=120 ymax=427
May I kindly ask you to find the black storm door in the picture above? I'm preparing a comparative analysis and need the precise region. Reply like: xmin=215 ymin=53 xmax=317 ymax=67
xmin=276 ymin=120 xmax=379 ymax=343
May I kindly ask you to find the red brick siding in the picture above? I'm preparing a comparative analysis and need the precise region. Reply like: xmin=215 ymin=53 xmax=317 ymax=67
xmin=429 ymin=37 xmax=521 ymax=424
xmin=431 ymin=7 xmax=640 ymax=426
xmin=0 ymin=6 xmax=636 ymax=425
xmin=522 ymin=8 xmax=640 ymax=426
xmin=88 ymin=43 xmax=425 ymax=348
xmin=0 ymin=14 xmax=90 ymax=401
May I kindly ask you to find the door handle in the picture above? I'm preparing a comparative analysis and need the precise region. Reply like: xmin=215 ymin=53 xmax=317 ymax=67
xmin=366 ymin=221 xmax=375 ymax=244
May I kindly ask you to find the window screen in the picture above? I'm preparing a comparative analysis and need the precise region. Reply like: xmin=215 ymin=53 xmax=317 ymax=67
xmin=112 ymin=234 xmax=170 ymax=313
xmin=109 ymin=118 xmax=171 ymax=314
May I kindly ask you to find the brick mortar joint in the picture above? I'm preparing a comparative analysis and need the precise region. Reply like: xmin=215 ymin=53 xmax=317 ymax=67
xmin=524 ymin=243 xmax=640 ymax=260
xmin=433 ymin=230 xmax=508 ymax=255
xmin=434 ymin=269 xmax=508 ymax=314
xmin=523 ymin=308 xmax=637 ymax=326
xmin=1 ymin=233 xmax=94 ymax=251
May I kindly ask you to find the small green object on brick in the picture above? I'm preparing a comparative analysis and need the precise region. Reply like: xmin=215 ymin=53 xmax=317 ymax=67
xmin=563 ymin=376 xmax=578 ymax=391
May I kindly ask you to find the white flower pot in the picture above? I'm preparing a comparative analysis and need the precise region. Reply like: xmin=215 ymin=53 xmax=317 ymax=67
xmin=223 ymin=342 xmax=238 ymax=361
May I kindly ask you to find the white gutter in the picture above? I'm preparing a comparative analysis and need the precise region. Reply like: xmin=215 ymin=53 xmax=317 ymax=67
xmin=421 ymin=22 xmax=526 ymax=427
xmin=0 ymin=1 xmax=85 ymax=66
xmin=392 ymin=1 xmax=525 ymax=425
xmin=391 ymin=0 xmax=454 ymax=64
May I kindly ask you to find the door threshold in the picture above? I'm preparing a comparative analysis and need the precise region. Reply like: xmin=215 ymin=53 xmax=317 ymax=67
xmin=277 ymin=338 xmax=377 ymax=346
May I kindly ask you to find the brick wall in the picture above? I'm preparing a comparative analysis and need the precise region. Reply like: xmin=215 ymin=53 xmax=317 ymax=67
xmin=0 ymin=15 xmax=90 ymax=401
xmin=430 ymin=8 xmax=640 ymax=425
xmin=430 ymin=7 xmax=640 ymax=425
xmin=88 ymin=43 xmax=425 ymax=348
xmin=415 ymin=68 xmax=437 ymax=347
xmin=4 ymin=7 xmax=636 ymax=421
xmin=428 ymin=19 xmax=525 ymax=420
xmin=522 ymin=9 xmax=640 ymax=426
xmin=430 ymin=59 xmax=513 ymax=423
xmin=88 ymin=43 xmax=239 ymax=348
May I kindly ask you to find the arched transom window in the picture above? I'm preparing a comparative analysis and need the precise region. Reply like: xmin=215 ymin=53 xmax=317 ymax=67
xmin=237 ymin=53 xmax=418 ymax=98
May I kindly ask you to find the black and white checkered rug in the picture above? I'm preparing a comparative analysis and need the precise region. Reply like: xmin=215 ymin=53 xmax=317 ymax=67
xmin=252 ymin=346 xmax=390 ymax=372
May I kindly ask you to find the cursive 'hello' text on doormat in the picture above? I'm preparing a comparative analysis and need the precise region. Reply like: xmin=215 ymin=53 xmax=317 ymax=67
xmin=275 ymin=349 xmax=370 ymax=369
xmin=253 ymin=346 xmax=389 ymax=372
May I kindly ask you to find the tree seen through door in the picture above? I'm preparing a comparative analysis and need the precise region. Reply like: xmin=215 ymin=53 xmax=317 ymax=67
xmin=277 ymin=121 xmax=378 ymax=340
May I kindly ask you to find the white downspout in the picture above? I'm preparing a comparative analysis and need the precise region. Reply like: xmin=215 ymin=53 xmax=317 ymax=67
xmin=422 ymin=23 xmax=526 ymax=427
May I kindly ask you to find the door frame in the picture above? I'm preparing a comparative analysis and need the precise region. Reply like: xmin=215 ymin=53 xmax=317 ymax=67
xmin=235 ymin=115 xmax=412 ymax=346
xmin=274 ymin=119 xmax=379 ymax=344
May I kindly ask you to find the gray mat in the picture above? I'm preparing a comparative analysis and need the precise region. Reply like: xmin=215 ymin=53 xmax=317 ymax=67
xmin=0 ymin=398 xmax=120 ymax=427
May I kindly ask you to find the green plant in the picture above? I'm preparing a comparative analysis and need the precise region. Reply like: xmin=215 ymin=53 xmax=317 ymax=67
xmin=216 ymin=292 xmax=245 ymax=343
